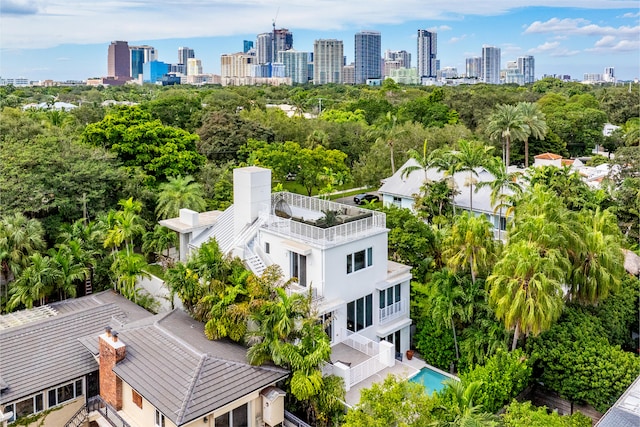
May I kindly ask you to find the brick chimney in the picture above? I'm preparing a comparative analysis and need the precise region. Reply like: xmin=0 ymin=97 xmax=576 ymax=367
xmin=99 ymin=327 xmax=126 ymax=410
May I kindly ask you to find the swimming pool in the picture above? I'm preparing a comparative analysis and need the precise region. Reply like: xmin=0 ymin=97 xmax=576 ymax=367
xmin=409 ymin=365 xmax=455 ymax=395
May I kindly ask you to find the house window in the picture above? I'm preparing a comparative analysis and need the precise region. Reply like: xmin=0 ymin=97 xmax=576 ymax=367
xmin=320 ymin=312 xmax=333 ymax=341
xmin=132 ymin=390 xmax=143 ymax=409
xmin=47 ymin=379 xmax=83 ymax=408
xmin=214 ymin=403 xmax=248 ymax=427
xmin=265 ymin=242 xmax=270 ymax=254
xmin=379 ymin=284 xmax=402 ymax=322
xmin=155 ymin=409 xmax=166 ymax=427
xmin=347 ymin=294 xmax=373 ymax=332
xmin=3 ymin=393 xmax=44 ymax=422
xmin=393 ymin=196 xmax=402 ymax=206
xmin=346 ymin=247 xmax=373 ymax=274
xmin=381 ymin=330 xmax=402 ymax=353
xmin=290 ymin=252 xmax=307 ymax=287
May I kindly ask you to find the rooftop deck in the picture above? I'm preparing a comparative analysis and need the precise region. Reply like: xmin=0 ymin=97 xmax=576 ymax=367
xmin=261 ymin=192 xmax=387 ymax=247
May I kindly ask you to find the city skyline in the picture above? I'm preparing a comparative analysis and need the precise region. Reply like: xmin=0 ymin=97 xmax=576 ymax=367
xmin=1 ymin=2 xmax=638 ymax=82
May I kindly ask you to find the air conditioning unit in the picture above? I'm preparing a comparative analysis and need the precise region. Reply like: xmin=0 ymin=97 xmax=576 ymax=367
xmin=261 ymin=386 xmax=286 ymax=426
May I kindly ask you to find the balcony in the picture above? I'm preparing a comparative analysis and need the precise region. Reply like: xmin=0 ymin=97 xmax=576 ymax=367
xmin=379 ymin=300 xmax=405 ymax=323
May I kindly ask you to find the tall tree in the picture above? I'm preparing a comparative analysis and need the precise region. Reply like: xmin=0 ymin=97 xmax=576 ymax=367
xmin=155 ymin=175 xmax=207 ymax=219
xmin=443 ymin=212 xmax=496 ymax=284
xmin=110 ymin=250 xmax=150 ymax=302
xmin=477 ymin=156 xmax=523 ymax=240
xmin=0 ymin=213 xmax=46 ymax=286
xmin=517 ymin=102 xmax=548 ymax=168
xmin=49 ymin=243 xmax=88 ymax=300
xmin=446 ymin=139 xmax=494 ymax=212
xmin=486 ymin=104 xmax=527 ymax=168
xmin=488 ymin=240 xmax=566 ymax=351
xmin=7 ymin=253 xmax=59 ymax=309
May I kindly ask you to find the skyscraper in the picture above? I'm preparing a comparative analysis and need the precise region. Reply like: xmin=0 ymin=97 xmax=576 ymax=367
xmin=187 ymin=58 xmax=203 ymax=76
xmin=384 ymin=50 xmax=411 ymax=68
xmin=178 ymin=47 xmax=195 ymax=72
xmin=256 ymin=33 xmax=272 ymax=65
xmin=482 ymin=46 xmax=501 ymax=84
xmin=243 ymin=40 xmax=254 ymax=53
xmin=518 ymin=55 xmax=535 ymax=84
xmin=313 ymin=39 xmax=343 ymax=84
xmin=130 ymin=45 xmax=157 ymax=80
xmin=273 ymin=29 xmax=293 ymax=58
xmin=417 ymin=30 xmax=437 ymax=80
xmin=603 ymin=67 xmax=615 ymax=82
xmin=108 ymin=41 xmax=130 ymax=78
xmin=355 ymin=31 xmax=381 ymax=84
xmin=465 ymin=57 xmax=482 ymax=78
xmin=279 ymin=49 xmax=310 ymax=84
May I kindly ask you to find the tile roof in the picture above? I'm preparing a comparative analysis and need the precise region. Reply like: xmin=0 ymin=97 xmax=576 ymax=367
xmin=0 ymin=291 xmax=151 ymax=403
xmin=81 ymin=309 xmax=288 ymax=426
xmin=534 ymin=152 xmax=563 ymax=160
xmin=597 ymin=374 xmax=640 ymax=427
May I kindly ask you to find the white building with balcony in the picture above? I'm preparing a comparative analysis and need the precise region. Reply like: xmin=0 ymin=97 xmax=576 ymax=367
xmin=160 ymin=167 xmax=413 ymax=392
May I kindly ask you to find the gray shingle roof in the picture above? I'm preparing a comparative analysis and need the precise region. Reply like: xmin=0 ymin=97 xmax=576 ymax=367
xmin=91 ymin=309 xmax=288 ymax=426
xmin=0 ymin=291 xmax=151 ymax=404
xmin=378 ymin=158 xmax=520 ymax=214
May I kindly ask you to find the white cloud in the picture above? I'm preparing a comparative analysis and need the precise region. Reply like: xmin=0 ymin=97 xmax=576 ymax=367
xmin=622 ymin=12 xmax=640 ymax=18
xmin=448 ymin=35 xmax=467 ymax=43
xmin=1 ymin=0 xmax=638 ymax=49
xmin=524 ymin=17 xmax=639 ymax=37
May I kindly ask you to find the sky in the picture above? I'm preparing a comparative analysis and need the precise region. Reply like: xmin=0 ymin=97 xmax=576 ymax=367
xmin=1 ymin=0 xmax=639 ymax=82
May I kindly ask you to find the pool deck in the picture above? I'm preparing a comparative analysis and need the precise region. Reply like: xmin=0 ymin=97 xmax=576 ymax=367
xmin=344 ymin=354 xmax=429 ymax=407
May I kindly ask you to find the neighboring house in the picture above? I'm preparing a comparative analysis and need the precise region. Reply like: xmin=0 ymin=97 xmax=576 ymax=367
xmin=379 ymin=153 xmax=613 ymax=233
xmin=0 ymin=290 xmax=289 ymax=427
xmin=378 ymin=158 xmax=513 ymax=235
xmin=161 ymin=166 xmax=413 ymax=391
xmin=596 ymin=373 xmax=640 ymax=427
xmin=0 ymin=291 xmax=152 ymax=426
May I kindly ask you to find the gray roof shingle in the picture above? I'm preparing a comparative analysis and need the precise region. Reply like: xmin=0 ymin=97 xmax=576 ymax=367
xmin=93 ymin=309 xmax=288 ymax=426
xmin=0 ymin=291 xmax=152 ymax=404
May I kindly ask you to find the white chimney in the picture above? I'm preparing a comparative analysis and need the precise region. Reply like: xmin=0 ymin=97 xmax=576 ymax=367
xmin=233 ymin=167 xmax=272 ymax=236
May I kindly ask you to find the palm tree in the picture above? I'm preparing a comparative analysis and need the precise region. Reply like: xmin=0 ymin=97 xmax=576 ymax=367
xmin=517 ymin=102 xmax=548 ymax=168
xmin=443 ymin=212 xmax=496 ymax=284
xmin=568 ymin=208 xmax=625 ymax=304
xmin=110 ymin=250 xmax=150 ymax=302
xmin=0 ymin=213 xmax=46 ymax=284
xmin=436 ymin=379 xmax=501 ymax=427
xmin=486 ymin=104 xmax=527 ymax=168
xmin=446 ymin=140 xmax=494 ymax=212
xmin=426 ymin=269 xmax=468 ymax=362
xmin=156 ymin=175 xmax=207 ymax=220
xmin=372 ymin=112 xmax=405 ymax=175
xmin=142 ymin=225 xmax=177 ymax=268
xmin=488 ymin=240 xmax=566 ymax=351
xmin=476 ymin=156 xmax=523 ymax=240
xmin=49 ymin=244 xmax=88 ymax=300
xmin=7 ymin=253 xmax=60 ymax=309
xmin=104 ymin=198 xmax=145 ymax=256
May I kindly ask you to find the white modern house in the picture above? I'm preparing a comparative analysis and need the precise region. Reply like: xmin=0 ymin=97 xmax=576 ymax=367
xmin=160 ymin=167 xmax=413 ymax=392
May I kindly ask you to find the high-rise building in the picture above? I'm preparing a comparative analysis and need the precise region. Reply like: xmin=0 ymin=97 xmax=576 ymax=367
xmin=603 ymin=67 xmax=615 ymax=82
xmin=355 ymin=31 xmax=381 ymax=84
xmin=256 ymin=29 xmax=293 ymax=65
xmin=482 ymin=46 xmax=501 ymax=84
xmin=417 ymin=30 xmax=437 ymax=79
xmin=108 ymin=41 xmax=130 ymax=78
xmin=384 ymin=50 xmax=411 ymax=68
xmin=343 ymin=63 xmax=356 ymax=84
xmin=243 ymin=40 xmax=254 ymax=53
xmin=143 ymin=61 xmax=169 ymax=83
xmin=256 ymin=33 xmax=273 ymax=65
xmin=517 ymin=55 xmax=535 ymax=84
xmin=129 ymin=45 xmax=157 ymax=80
xmin=273 ymin=29 xmax=293 ymax=58
xmin=278 ymin=49 xmax=310 ymax=84
xmin=465 ymin=57 xmax=482 ymax=78
xmin=187 ymin=58 xmax=203 ymax=76
xmin=313 ymin=39 xmax=343 ymax=84
xmin=130 ymin=48 xmax=145 ymax=80
xmin=221 ymin=52 xmax=255 ymax=78
xmin=178 ymin=47 xmax=195 ymax=72
xmin=504 ymin=61 xmax=522 ymax=85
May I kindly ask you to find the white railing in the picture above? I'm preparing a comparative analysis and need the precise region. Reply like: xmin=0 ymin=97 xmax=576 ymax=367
xmin=350 ymin=357 xmax=386 ymax=387
xmin=379 ymin=300 xmax=404 ymax=323
xmin=341 ymin=329 xmax=379 ymax=357
xmin=264 ymin=192 xmax=386 ymax=247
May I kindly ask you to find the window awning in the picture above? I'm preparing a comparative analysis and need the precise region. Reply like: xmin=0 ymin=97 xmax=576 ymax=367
xmin=281 ymin=239 xmax=312 ymax=255
xmin=376 ymin=318 xmax=412 ymax=337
